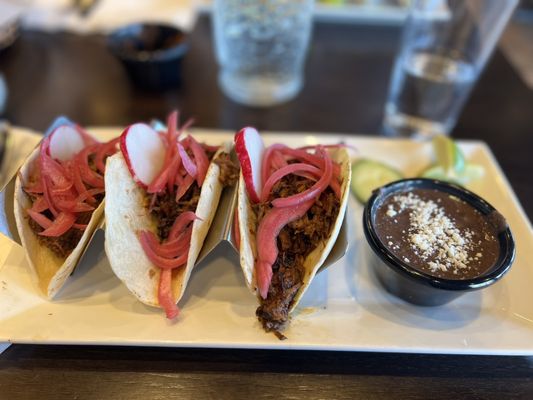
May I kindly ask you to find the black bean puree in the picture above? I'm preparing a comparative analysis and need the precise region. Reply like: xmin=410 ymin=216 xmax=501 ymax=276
xmin=374 ymin=189 xmax=502 ymax=280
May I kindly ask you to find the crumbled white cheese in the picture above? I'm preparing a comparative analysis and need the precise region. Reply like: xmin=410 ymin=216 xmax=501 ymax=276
xmin=386 ymin=204 xmax=398 ymax=217
xmin=388 ymin=193 xmax=475 ymax=274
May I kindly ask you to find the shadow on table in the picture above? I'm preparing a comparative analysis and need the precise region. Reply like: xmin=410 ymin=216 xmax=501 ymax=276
xmin=349 ymin=237 xmax=485 ymax=331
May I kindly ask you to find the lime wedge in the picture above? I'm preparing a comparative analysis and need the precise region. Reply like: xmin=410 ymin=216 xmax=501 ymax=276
xmin=351 ymin=159 xmax=403 ymax=203
xmin=432 ymin=134 xmax=465 ymax=173
xmin=421 ymin=163 xmax=484 ymax=185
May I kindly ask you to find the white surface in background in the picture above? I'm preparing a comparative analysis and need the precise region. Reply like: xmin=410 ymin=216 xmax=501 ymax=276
xmin=18 ymin=0 xmax=197 ymax=33
xmin=3 ymin=0 xmax=410 ymax=34
xmin=0 ymin=127 xmax=532 ymax=354
xmin=0 ymin=1 xmax=24 ymax=28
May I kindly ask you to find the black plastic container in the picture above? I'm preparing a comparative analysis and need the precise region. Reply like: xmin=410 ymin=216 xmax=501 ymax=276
xmin=363 ymin=178 xmax=515 ymax=306
xmin=107 ymin=23 xmax=188 ymax=91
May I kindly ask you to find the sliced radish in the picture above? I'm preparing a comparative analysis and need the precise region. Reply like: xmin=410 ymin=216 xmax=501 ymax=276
xmin=120 ymin=123 xmax=166 ymax=187
xmin=234 ymin=127 xmax=264 ymax=204
xmin=48 ymin=125 xmax=87 ymax=162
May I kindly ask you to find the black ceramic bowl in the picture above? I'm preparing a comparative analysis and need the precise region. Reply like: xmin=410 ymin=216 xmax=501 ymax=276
xmin=363 ymin=178 xmax=515 ymax=306
xmin=107 ymin=23 xmax=188 ymax=91
xmin=0 ymin=18 xmax=19 ymax=53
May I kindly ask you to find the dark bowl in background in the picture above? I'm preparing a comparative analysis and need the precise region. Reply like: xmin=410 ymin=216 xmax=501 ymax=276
xmin=107 ymin=23 xmax=188 ymax=91
xmin=363 ymin=178 xmax=516 ymax=306
xmin=0 ymin=18 xmax=19 ymax=53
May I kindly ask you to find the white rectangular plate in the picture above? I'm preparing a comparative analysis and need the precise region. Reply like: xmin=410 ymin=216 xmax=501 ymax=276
xmin=1 ymin=128 xmax=532 ymax=355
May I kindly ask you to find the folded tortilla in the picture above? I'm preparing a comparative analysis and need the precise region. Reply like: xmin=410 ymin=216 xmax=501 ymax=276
xmin=14 ymin=148 xmax=105 ymax=298
xmin=237 ymin=147 xmax=351 ymax=312
xmin=104 ymin=142 xmax=231 ymax=308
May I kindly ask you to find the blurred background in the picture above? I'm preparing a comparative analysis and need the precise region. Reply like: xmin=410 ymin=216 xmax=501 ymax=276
xmin=0 ymin=0 xmax=531 ymax=128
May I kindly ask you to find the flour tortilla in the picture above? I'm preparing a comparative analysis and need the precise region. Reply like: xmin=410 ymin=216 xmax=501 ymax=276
xmin=104 ymin=142 xmax=231 ymax=308
xmin=14 ymin=148 xmax=105 ymax=299
xmin=237 ymin=147 xmax=351 ymax=312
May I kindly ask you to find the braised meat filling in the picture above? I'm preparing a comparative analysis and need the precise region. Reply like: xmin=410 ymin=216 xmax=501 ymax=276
xmin=148 ymin=151 xmax=238 ymax=241
xmin=27 ymin=195 xmax=103 ymax=259
xmin=150 ymin=184 xmax=201 ymax=240
xmin=214 ymin=152 xmax=239 ymax=187
xmin=255 ymin=174 xmax=340 ymax=333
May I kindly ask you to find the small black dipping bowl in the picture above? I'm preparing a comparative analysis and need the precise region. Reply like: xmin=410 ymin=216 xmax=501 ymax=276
xmin=107 ymin=23 xmax=188 ymax=91
xmin=0 ymin=18 xmax=19 ymax=53
xmin=363 ymin=178 xmax=515 ymax=306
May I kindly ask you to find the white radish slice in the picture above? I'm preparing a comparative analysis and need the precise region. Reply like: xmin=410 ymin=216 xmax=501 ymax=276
xmin=49 ymin=125 xmax=86 ymax=162
xmin=234 ymin=126 xmax=264 ymax=204
xmin=120 ymin=123 xmax=166 ymax=187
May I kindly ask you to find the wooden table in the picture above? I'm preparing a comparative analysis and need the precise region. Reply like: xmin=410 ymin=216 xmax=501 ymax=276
xmin=1 ymin=15 xmax=532 ymax=399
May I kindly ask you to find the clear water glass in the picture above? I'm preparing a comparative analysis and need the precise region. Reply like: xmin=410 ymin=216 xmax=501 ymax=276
xmin=383 ymin=0 xmax=518 ymax=139
xmin=213 ymin=0 xmax=314 ymax=107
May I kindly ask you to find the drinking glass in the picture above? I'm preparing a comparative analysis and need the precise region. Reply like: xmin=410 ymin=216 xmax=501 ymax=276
xmin=383 ymin=0 xmax=518 ymax=139
xmin=213 ymin=0 xmax=314 ymax=107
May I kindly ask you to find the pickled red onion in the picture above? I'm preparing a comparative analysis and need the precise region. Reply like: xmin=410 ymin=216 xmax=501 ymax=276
xmin=175 ymin=174 xmax=194 ymax=202
xmin=39 ymin=212 xmax=76 ymax=237
xmin=31 ymin=196 xmax=49 ymax=213
xmin=140 ymin=229 xmax=191 ymax=259
xmin=167 ymin=111 xmax=179 ymax=145
xmin=94 ymin=138 xmax=119 ymax=173
xmin=260 ymin=163 xmax=321 ymax=203
xmin=77 ymin=148 xmax=104 ymax=188
xmin=54 ymin=197 xmax=94 ymax=213
xmin=73 ymin=223 xmax=88 ymax=230
xmin=168 ymin=211 xmax=198 ymax=240
xmin=40 ymin=152 xmax=70 ymax=189
xmin=271 ymin=147 xmax=333 ymax=208
xmin=188 ymin=135 xmax=209 ymax=186
xmin=271 ymin=150 xmax=288 ymax=170
xmin=166 ymin=153 xmax=181 ymax=193
xmin=177 ymin=143 xmax=197 ymax=178
xmin=280 ymin=148 xmax=341 ymax=178
xmin=41 ymin=176 xmax=59 ymax=217
xmin=255 ymin=199 xmax=314 ymax=299
xmin=148 ymin=153 xmax=181 ymax=194
xmin=161 ymin=228 xmax=192 ymax=252
xmin=23 ymin=181 xmax=44 ymax=194
xmin=139 ymin=231 xmax=189 ymax=269
xmin=26 ymin=209 xmax=52 ymax=229
xmin=71 ymin=160 xmax=96 ymax=204
xmin=261 ymin=144 xmax=287 ymax=187
xmin=158 ymin=269 xmax=180 ymax=319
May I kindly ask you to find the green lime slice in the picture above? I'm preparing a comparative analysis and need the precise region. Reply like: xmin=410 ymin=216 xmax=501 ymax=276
xmin=420 ymin=163 xmax=484 ymax=185
xmin=432 ymin=134 xmax=466 ymax=173
xmin=351 ymin=159 xmax=403 ymax=203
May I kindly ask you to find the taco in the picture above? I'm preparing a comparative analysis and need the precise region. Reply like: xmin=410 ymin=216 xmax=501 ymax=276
xmin=104 ymin=112 xmax=238 ymax=319
xmin=14 ymin=122 xmax=118 ymax=298
xmin=234 ymin=127 xmax=351 ymax=335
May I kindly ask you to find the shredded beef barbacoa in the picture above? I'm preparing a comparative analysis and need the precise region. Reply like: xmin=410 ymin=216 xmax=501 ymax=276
xmin=255 ymin=175 xmax=340 ymax=333
xmin=150 ymin=151 xmax=238 ymax=241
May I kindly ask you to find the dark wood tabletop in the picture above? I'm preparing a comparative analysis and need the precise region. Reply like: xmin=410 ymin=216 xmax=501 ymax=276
xmin=0 ymin=14 xmax=532 ymax=400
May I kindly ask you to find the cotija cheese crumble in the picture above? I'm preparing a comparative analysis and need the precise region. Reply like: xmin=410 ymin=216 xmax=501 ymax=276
xmin=374 ymin=189 xmax=500 ymax=280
